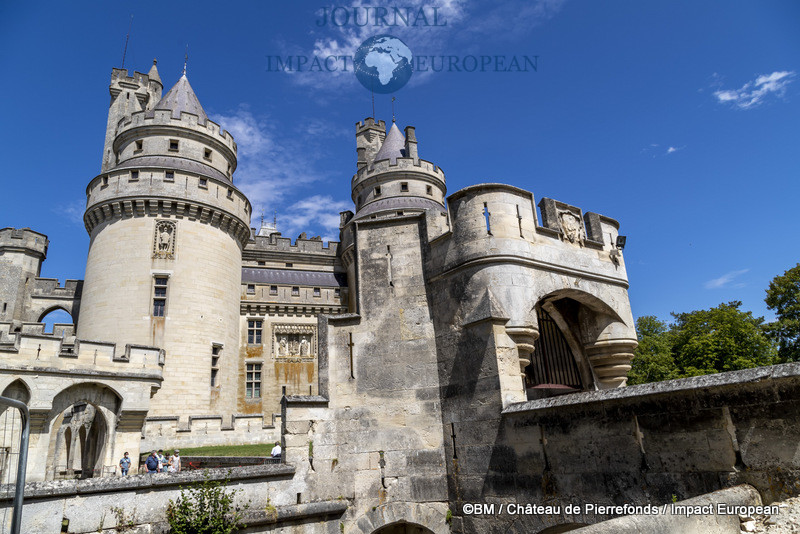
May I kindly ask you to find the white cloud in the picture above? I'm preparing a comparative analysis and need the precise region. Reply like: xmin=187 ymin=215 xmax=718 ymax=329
xmin=280 ymin=195 xmax=353 ymax=243
xmin=666 ymin=145 xmax=685 ymax=155
xmin=704 ymin=269 xmax=749 ymax=289
xmin=713 ymin=71 xmax=795 ymax=110
xmin=212 ymin=108 xmax=352 ymax=242
xmin=54 ymin=200 xmax=86 ymax=226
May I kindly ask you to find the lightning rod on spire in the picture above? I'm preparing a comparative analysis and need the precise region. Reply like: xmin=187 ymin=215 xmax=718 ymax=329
xmin=121 ymin=15 xmax=133 ymax=69
xmin=391 ymin=96 xmax=396 ymax=123
xmin=183 ymin=45 xmax=189 ymax=75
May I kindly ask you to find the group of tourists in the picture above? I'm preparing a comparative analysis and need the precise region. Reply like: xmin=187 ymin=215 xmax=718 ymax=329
xmin=117 ymin=449 xmax=182 ymax=475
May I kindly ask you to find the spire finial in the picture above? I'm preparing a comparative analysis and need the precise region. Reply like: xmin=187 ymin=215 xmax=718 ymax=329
xmin=391 ymin=96 xmax=396 ymax=123
xmin=183 ymin=44 xmax=189 ymax=75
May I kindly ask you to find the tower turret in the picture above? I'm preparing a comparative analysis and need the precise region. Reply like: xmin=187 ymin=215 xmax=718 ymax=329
xmin=101 ymin=61 xmax=163 ymax=172
xmin=79 ymin=69 xmax=250 ymax=418
xmin=0 ymin=228 xmax=48 ymax=323
xmin=350 ymin=118 xmax=446 ymax=220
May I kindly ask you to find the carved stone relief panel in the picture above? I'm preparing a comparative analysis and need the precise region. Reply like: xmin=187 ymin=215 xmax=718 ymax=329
xmin=558 ymin=210 xmax=585 ymax=247
xmin=272 ymin=324 xmax=316 ymax=360
xmin=153 ymin=220 xmax=176 ymax=259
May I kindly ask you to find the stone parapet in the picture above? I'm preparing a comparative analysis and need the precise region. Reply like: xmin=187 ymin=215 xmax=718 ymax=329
xmin=0 ymin=325 xmax=164 ymax=376
xmin=0 ymin=227 xmax=48 ymax=258
xmin=115 ymin=108 xmax=237 ymax=164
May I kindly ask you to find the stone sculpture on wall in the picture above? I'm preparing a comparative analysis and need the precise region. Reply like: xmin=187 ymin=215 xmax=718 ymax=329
xmin=273 ymin=324 xmax=316 ymax=359
xmin=558 ymin=210 xmax=585 ymax=247
xmin=152 ymin=220 xmax=176 ymax=259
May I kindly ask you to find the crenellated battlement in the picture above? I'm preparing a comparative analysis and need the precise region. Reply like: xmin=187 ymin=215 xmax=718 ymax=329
xmin=0 ymin=322 xmax=164 ymax=375
xmin=246 ymin=232 xmax=340 ymax=255
xmin=352 ymin=157 xmax=445 ymax=186
xmin=116 ymin=109 xmax=237 ymax=155
xmin=0 ymin=227 xmax=48 ymax=257
xmin=356 ymin=118 xmax=386 ymax=132
xmin=110 ymin=68 xmax=156 ymax=88
xmin=32 ymin=278 xmax=83 ymax=299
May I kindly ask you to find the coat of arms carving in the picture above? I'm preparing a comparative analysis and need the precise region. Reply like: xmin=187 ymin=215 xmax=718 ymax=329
xmin=558 ymin=210 xmax=585 ymax=247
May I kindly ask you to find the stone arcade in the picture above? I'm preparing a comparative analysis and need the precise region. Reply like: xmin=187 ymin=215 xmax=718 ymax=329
xmin=1 ymin=61 xmax=798 ymax=534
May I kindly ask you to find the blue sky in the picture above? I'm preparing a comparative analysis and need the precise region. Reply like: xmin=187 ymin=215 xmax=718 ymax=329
xmin=1 ymin=0 xmax=798 ymax=327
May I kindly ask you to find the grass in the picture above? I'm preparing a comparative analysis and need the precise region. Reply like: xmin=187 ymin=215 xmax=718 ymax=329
xmin=146 ymin=444 xmax=275 ymax=458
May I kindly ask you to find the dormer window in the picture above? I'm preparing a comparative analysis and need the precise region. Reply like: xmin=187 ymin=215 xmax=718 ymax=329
xmin=169 ymin=139 xmax=179 ymax=151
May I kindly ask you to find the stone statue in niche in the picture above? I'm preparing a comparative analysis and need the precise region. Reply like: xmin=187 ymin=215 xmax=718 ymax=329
xmin=558 ymin=211 xmax=585 ymax=247
xmin=273 ymin=324 xmax=316 ymax=359
xmin=153 ymin=220 xmax=177 ymax=259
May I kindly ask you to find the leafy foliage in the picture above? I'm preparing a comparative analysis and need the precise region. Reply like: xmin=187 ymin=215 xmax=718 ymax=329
xmin=628 ymin=303 xmax=777 ymax=385
xmin=765 ymin=263 xmax=800 ymax=362
xmin=670 ymin=301 xmax=777 ymax=375
xmin=166 ymin=473 xmax=248 ymax=534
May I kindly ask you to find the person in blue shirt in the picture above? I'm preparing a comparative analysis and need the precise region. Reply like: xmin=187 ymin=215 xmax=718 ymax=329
xmin=119 ymin=452 xmax=131 ymax=476
xmin=145 ymin=451 xmax=159 ymax=474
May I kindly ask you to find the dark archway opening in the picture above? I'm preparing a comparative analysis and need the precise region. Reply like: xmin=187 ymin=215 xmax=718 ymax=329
xmin=525 ymin=306 xmax=583 ymax=398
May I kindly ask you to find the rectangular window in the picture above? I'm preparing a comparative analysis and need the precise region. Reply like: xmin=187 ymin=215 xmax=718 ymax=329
xmin=334 ymin=288 xmax=341 ymax=298
xmin=102 ymin=176 xmax=109 ymax=187
xmin=374 ymin=186 xmax=381 ymax=197
xmin=426 ymin=185 xmax=432 ymax=195
xmin=292 ymin=287 xmax=300 ymax=296
xmin=245 ymin=363 xmax=262 ymax=398
xmin=285 ymin=263 xmax=293 ymax=268
xmin=313 ymin=287 xmax=321 ymax=297
xmin=165 ymin=171 xmax=174 ymax=182
xmin=400 ymin=182 xmax=408 ymax=192
xmin=169 ymin=139 xmax=179 ymax=151
xmin=204 ymin=148 xmax=212 ymax=160
xmin=270 ymin=285 xmax=278 ymax=295
xmin=211 ymin=344 xmax=222 ymax=387
xmin=227 ymin=188 xmax=233 ymax=199
xmin=135 ymin=140 xmax=143 ymax=152
xmin=130 ymin=170 xmax=139 ymax=181
xmin=247 ymin=319 xmax=262 ymax=345
xmin=258 ymin=261 xmax=265 ymax=266
xmin=246 ymin=284 xmax=255 ymax=295
xmin=199 ymin=178 xmax=208 ymax=188
xmin=153 ymin=277 xmax=168 ymax=317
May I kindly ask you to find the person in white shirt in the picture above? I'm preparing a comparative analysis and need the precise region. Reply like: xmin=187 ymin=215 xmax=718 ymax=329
xmin=270 ymin=442 xmax=282 ymax=459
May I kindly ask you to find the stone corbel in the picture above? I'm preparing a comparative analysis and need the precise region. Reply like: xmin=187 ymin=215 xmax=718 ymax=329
xmin=584 ymin=339 xmax=638 ymax=388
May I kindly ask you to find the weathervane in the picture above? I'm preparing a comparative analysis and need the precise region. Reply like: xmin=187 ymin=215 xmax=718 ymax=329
xmin=392 ymin=96 xmax=396 ymax=122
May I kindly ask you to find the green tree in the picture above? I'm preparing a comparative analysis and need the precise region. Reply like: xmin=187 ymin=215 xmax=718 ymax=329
xmin=765 ymin=263 xmax=800 ymax=362
xmin=627 ymin=316 xmax=679 ymax=385
xmin=670 ymin=301 xmax=777 ymax=376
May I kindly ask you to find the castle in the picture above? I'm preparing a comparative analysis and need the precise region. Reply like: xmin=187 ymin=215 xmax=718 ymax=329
xmin=0 ymin=59 xmax=715 ymax=533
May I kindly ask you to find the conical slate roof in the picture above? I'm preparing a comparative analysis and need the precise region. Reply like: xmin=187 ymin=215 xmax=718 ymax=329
xmin=153 ymin=74 xmax=207 ymax=124
xmin=147 ymin=59 xmax=162 ymax=85
xmin=373 ymin=122 xmax=405 ymax=164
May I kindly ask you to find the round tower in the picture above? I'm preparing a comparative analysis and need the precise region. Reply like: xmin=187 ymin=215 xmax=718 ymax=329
xmin=341 ymin=118 xmax=447 ymax=311
xmin=78 ymin=66 xmax=251 ymax=417
xmin=351 ymin=118 xmax=446 ymax=219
